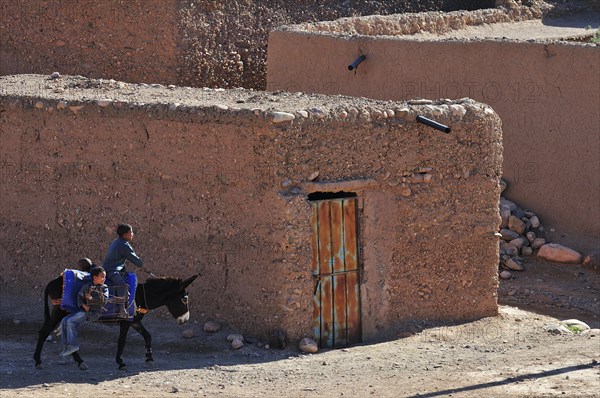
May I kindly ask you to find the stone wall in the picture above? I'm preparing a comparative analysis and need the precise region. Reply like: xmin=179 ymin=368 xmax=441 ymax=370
xmin=0 ymin=0 xmax=496 ymax=90
xmin=0 ymin=74 xmax=502 ymax=342
xmin=267 ymin=30 xmax=600 ymax=252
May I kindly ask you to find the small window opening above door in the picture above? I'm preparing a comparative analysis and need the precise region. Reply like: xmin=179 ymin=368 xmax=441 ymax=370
xmin=308 ymin=191 xmax=357 ymax=201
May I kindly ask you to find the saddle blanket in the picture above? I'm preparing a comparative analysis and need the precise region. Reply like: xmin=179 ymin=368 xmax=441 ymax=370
xmin=60 ymin=269 xmax=137 ymax=321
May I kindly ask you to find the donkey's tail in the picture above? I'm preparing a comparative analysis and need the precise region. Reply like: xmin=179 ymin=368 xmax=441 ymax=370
xmin=43 ymin=281 xmax=52 ymax=321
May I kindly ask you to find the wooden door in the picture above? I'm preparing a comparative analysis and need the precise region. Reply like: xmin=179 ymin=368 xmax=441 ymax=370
xmin=311 ymin=197 xmax=361 ymax=348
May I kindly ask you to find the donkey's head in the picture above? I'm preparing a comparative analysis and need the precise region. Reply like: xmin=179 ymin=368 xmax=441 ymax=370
xmin=142 ymin=275 xmax=198 ymax=325
xmin=165 ymin=275 xmax=198 ymax=325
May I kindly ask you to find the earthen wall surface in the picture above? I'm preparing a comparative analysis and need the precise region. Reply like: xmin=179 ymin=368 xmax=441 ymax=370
xmin=0 ymin=75 xmax=502 ymax=342
xmin=267 ymin=34 xmax=600 ymax=252
xmin=2 ymin=0 xmax=499 ymax=89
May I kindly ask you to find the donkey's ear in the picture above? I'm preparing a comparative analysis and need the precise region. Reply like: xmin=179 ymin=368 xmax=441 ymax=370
xmin=180 ymin=274 xmax=198 ymax=290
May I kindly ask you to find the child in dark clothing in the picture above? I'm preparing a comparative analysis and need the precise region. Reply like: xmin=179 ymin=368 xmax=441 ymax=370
xmin=102 ymin=223 xmax=144 ymax=318
xmin=59 ymin=267 xmax=109 ymax=357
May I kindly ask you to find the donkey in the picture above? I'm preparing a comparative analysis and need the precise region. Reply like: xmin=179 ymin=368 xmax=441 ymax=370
xmin=34 ymin=274 xmax=198 ymax=370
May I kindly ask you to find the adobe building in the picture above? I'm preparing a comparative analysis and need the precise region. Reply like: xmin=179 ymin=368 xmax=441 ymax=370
xmin=0 ymin=74 xmax=502 ymax=346
xmin=266 ymin=8 xmax=600 ymax=253
xmin=1 ymin=0 xmax=528 ymax=90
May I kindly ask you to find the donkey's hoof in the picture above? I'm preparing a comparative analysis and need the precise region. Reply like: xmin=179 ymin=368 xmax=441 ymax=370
xmin=118 ymin=363 xmax=127 ymax=370
xmin=35 ymin=363 xmax=43 ymax=370
xmin=145 ymin=359 xmax=154 ymax=368
xmin=78 ymin=362 xmax=89 ymax=371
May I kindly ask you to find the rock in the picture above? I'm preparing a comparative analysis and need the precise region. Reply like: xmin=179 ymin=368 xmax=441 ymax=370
xmin=299 ymin=337 xmax=318 ymax=353
xmin=512 ymin=208 xmax=525 ymax=220
xmin=504 ymin=245 xmax=519 ymax=257
xmin=499 ymin=228 xmax=520 ymax=241
xmin=409 ymin=99 xmax=433 ymax=105
xmin=35 ymin=101 xmax=44 ymax=109
xmin=297 ymin=110 xmax=309 ymax=118
xmin=310 ymin=107 xmax=326 ymax=119
xmin=227 ymin=333 xmax=244 ymax=342
xmin=508 ymin=215 xmax=526 ymax=235
xmin=500 ymin=197 xmax=518 ymax=212
xmin=583 ymin=249 xmax=600 ymax=271
xmin=56 ymin=101 xmax=68 ymax=110
xmin=272 ymin=111 xmax=295 ymax=124
xmin=500 ymin=205 xmax=511 ymax=228
xmin=449 ymin=104 xmax=466 ymax=117
xmin=521 ymin=246 xmax=533 ymax=256
xmin=537 ymin=243 xmax=582 ymax=264
xmin=526 ymin=231 xmax=536 ymax=243
xmin=529 ymin=216 xmax=540 ymax=228
xmin=400 ymin=187 xmax=411 ymax=197
xmin=505 ymin=258 xmax=523 ymax=271
xmin=371 ymin=109 xmax=384 ymax=119
xmin=500 ymin=179 xmax=507 ymax=193
xmin=69 ymin=105 xmax=84 ymax=114
xmin=49 ymin=71 xmax=61 ymax=80
xmin=231 ymin=338 xmax=244 ymax=349
xmin=499 ymin=270 xmax=512 ymax=279
xmin=182 ymin=328 xmax=195 ymax=338
xmin=97 ymin=99 xmax=112 ymax=107
xmin=509 ymin=237 xmax=527 ymax=250
xmin=395 ymin=108 xmax=410 ymax=118
xmin=308 ymin=171 xmax=319 ymax=181
xmin=531 ymin=238 xmax=546 ymax=249
xmin=203 ymin=321 xmax=221 ymax=333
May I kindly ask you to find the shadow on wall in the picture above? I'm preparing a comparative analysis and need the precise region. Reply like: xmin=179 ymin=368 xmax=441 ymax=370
xmin=541 ymin=9 xmax=600 ymax=28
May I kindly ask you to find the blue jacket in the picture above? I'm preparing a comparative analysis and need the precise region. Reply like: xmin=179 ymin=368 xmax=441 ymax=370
xmin=102 ymin=237 xmax=144 ymax=273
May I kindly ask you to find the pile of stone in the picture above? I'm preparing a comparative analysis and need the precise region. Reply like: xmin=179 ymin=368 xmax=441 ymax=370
xmin=498 ymin=195 xmax=582 ymax=279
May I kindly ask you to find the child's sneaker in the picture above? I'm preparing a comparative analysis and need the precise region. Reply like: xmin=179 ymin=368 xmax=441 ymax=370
xmin=59 ymin=345 xmax=79 ymax=357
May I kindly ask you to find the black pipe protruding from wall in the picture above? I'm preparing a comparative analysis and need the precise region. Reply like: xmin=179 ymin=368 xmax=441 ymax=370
xmin=348 ymin=54 xmax=366 ymax=71
xmin=416 ymin=115 xmax=451 ymax=134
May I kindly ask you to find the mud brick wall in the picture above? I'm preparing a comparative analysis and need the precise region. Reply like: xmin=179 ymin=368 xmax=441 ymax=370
xmin=1 ymin=0 xmax=498 ymax=90
xmin=267 ymin=30 xmax=600 ymax=252
xmin=0 ymin=75 xmax=502 ymax=342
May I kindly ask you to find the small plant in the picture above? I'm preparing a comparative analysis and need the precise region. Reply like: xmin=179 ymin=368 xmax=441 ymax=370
xmin=564 ymin=324 xmax=585 ymax=334
xmin=591 ymin=29 xmax=600 ymax=44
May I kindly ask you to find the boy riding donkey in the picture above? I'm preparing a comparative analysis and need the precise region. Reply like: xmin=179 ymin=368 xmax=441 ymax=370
xmin=60 ymin=266 xmax=109 ymax=357
xmin=102 ymin=223 xmax=152 ymax=319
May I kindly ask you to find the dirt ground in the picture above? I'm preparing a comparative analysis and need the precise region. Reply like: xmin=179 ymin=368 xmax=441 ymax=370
xmin=1 ymin=256 xmax=598 ymax=398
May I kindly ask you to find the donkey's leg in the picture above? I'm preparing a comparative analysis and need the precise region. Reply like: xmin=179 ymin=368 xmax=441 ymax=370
xmin=71 ymin=351 xmax=85 ymax=367
xmin=116 ymin=321 xmax=131 ymax=369
xmin=34 ymin=308 xmax=64 ymax=369
xmin=130 ymin=320 xmax=154 ymax=366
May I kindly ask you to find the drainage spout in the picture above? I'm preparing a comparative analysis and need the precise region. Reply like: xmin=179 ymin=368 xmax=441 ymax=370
xmin=416 ymin=115 xmax=451 ymax=134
